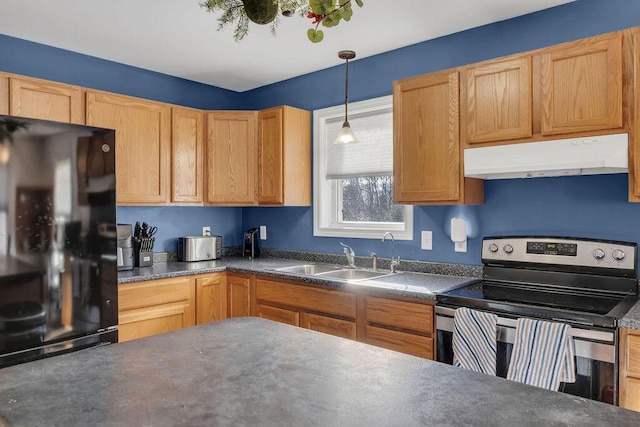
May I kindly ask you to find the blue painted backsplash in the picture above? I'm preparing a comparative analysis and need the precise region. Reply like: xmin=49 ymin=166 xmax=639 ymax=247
xmin=3 ymin=0 xmax=640 ymax=266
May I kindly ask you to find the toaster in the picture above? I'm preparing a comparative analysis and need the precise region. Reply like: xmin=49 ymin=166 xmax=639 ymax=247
xmin=178 ymin=236 xmax=222 ymax=262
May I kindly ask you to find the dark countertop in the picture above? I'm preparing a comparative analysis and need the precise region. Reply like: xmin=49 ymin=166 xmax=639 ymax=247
xmin=620 ymin=299 xmax=640 ymax=330
xmin=1 ymin=317 xmax=639 ymax=427
xmin=117 ymin=257 xmax=479 ymax=301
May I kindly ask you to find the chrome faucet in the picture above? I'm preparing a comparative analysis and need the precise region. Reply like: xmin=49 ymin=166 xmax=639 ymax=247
xmin=370 ymin=252 xmax=378 ymax=271
xmin=340 ymin=242 xmax=356 ymax=268
xmin=382 ymin=232 xmax=400 ymax=273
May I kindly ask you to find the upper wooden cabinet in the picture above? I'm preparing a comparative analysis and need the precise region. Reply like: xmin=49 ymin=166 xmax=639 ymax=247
xmin=258 ymin=105 xmax=311 ymax=206
xmin=9 ymin=76 xmax=83 ymax=124
xmin=464 ymin=57 xmax=533 ymax=144
xmin=172 ymin=106 xmax=203 ymax=204
xmin=393 ymin=70 xmax=483 ymax=205
xmin=540 ymin=32 xmax=623 ymax=136
xmin=204 ymin=111 xmax=257 ymax=205
xmin=0 ymin=74 xmax=9 ymax=115
xmin=86 ymin=91 xmax=171 ymax=205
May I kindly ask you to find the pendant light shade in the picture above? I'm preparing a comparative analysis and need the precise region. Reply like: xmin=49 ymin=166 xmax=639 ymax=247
xmin=334 ymin=50 xmax=359 ymax=145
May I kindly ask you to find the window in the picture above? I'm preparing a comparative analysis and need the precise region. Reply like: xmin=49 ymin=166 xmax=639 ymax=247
xmin=313 ymin=95 xmax=413 ymax=239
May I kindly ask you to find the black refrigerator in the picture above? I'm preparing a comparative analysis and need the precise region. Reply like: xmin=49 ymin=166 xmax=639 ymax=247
xmin=0 ymin=115 xmax=118 ymax=368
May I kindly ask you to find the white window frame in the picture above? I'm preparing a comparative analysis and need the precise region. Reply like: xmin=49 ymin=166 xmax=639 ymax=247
xmin=313 ymin=95 xmax=414 ymax=240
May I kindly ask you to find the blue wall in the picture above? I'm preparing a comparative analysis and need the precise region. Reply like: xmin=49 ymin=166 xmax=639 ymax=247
xmin=242 ymin=0 xmax=640 ymax=266
xmin=0 ymin=34 xmax=242 ymax=110
xmin=3 ymin=0 xmax=640 ymax=265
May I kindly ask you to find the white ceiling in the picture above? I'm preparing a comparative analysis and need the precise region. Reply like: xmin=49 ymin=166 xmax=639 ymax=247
xmin=0 ymin=0 xmax=575 ymax=92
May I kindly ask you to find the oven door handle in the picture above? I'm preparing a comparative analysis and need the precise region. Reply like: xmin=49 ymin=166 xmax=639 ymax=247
xmin=435 ymin=306 xmax=615 ymax=363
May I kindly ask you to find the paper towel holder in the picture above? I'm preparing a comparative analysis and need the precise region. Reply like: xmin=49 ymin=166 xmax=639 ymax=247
xmin=450 ymin=217 xmax=467 ymax=252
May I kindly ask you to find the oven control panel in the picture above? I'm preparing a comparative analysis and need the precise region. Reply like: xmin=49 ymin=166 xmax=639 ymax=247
xmin=483 ymin=237 xmax=636 ymax=270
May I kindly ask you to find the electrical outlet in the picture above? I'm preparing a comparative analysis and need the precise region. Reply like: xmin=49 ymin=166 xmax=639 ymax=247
xmin=421 ymin=231 xmax=432 ymax=250
xmin=202 ymin=226 xmax=211 ymax=236
xmin=455 ymin=241 xmax=467 ymax=252
xmin=260 ymin=225 xmax=267 ymax=240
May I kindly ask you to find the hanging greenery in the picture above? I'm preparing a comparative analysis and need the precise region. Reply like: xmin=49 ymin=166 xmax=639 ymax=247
xmin=200 ymin=0 xmax=364 ymax=43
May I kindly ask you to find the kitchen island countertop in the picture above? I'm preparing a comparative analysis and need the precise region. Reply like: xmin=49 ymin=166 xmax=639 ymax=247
xmin=1 ymin=317 xmax=640 ymax=427
xmin=117 ymin=256 xmax=480 ymax=300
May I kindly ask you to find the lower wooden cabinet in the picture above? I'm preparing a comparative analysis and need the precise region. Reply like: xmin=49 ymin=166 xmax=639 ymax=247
xmin=195 ymin=274 xmax=227 ymax=325
xmin=118 ymin=277 xmax=195 ymax=342
xmin=254 ymin=277 xmax=357 ymax=340
xmin=620 ymin=328 xmax=640 ymax=411
xmin=362 ymin=295 xmax=435 ymax=359
xmin=301 ymin=312 xmax=356 ymax=340
xmin=227 ymin=274 xmax=251 ymax=318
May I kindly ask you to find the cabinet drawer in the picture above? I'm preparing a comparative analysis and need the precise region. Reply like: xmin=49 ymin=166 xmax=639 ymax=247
xmin=119 ymin=277 xmax=193 ymax=311
xmin=255 ymin=278 xmax=356 ymax=319
xmin=301 ymin=312 xmax=356 ymax=340
xmin=628 ymin=334 xmax=640 ymax=375
xmin=365 ymin=296 xmax=433 ymax=334
xmin=364 ymin=325 xmax=433 ymax=359
xmin=257 ymin=304 xmax=300 ymax=326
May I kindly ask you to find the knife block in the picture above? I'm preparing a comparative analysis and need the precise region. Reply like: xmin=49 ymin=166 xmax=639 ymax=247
xmin=134 ymin=238 xmax=154 ymax=267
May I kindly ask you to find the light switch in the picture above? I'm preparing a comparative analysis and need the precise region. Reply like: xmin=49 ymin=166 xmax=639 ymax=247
xmin=421 ymin=231 xmax=432 ymax=250
xmin=260 ymin=225 xmax=267 ymax=240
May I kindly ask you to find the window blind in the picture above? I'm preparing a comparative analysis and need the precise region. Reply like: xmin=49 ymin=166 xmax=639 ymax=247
xmin=325 ymin=106 xmax=393 ymax=179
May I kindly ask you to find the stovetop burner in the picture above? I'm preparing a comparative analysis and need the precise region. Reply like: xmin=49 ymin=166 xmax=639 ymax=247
xmin=437 ymin=236 xmax=639 ymax=329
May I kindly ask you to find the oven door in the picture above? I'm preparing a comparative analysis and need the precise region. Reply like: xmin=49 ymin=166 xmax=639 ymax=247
xmin=435 ymin=305 xmax=618 ymax=405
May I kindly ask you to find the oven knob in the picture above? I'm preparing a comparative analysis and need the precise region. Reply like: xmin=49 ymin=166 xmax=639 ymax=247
xmin=503 ymin=244 xmax=514 ymax=254
xmin=612 ymin=249 xmax=625 ymax=261
xmin=488 ymin=243 xmax=498 ymax=253
xmin=592 ymin=248 xmax=605 ymax=260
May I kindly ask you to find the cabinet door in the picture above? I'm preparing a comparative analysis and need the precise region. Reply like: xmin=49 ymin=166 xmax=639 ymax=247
xmin=172 ymin=107 xmax=203 ymax=204
xmin=540 ymin=33 xmax=622 ymax=135
xmin=256 ymin=303 xmax=300 ymax=326
xmin=0 ymin=73 xmax=8 ymax=115
xmin=86 ymin=91 xmax=171 ymax=205
xmin=118 ymin=277 xmax=195 ymax=342
xmin=227 ymin=274 xmax=251 ymax=318
xmin=364 ymin=325 xmax=433 ymax=359
xmin=393 ymin=70 xmax=483 ymax=204
xmin=9 ymin=76 xmax=83 ymax=124
xmin=196 ymin=274 xmax=227 ymax=325
xmin=258 ymin=107 xmax=284 ymax=205
xmin=204 ymin=111 xmax=257 ymax=205
xmin=466 ymin=57 xmax=532 ymax=143
xmin=300 ymin=312 xmax=356 ymax=340
xmin=620 ymin=328 xmax=640 ymax=411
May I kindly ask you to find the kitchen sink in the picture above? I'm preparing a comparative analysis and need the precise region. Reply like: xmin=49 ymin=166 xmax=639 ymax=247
xmin=274 ymin=264 xmax=342 ymax=275
xmin=315 ymin=269 xmax=392 ymax=281
xmin=273 ymin=264 xmax=397 ymax=282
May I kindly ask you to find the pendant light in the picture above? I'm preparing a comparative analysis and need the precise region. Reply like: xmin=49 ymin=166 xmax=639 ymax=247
xmin=334 ymin=50 xmax=359 ymax=144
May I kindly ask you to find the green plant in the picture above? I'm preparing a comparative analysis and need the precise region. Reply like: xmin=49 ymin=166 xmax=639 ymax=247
xmin=199 ymin=0 xmax=364 ymax=43
xmin=0 ymin=118 xmax=27 ymax=144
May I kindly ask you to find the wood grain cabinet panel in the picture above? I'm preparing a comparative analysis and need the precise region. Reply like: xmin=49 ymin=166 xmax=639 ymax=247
xmin=86 ymin=90 xmax=171 ymax=205
xmin=9 ymin=76 xmax=83 ymax=124
xmin=172 ymin=107 xmax=203 ymax=204
xmin=466 ymin=57 xmax=532 ymax=143
xmin=301 ymin=312 xmax=356 ymax=340
xmin=540 ymin=32 xmax=623 ymax=135
xmin=256 ymin=303 xmax=300 ymax=326
xmin=258 ymin=105 xmax=311 ymax=206
xmin=204 ymin=111 xmax=257 ymax=205
xmin=0 ymin=73 xmax=9 ymax=115
xmin=196 ymin=274 xmax=227 ymax=325
xmin=118 ymin=277 xmax=195 ymax=342
xmin=393 ymin=70 xmax=483 ymax=205
xmin=364 ymin=325 xmax=433 ymax=359
xmin=227 ymin=274 xmax=251 ymax=318
xmin=620 ymin=328 xmax=640 ymax=411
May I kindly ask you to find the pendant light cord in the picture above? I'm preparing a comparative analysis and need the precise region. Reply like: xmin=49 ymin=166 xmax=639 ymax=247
xmin=344 ymin=56 xmax=349 ymax=124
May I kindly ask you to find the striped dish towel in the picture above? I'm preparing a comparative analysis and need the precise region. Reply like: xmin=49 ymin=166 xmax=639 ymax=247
xmin=507 ymin=318 xmax=576 ymax=390
xmin=452 ymin=307 xmax=498 ymax=376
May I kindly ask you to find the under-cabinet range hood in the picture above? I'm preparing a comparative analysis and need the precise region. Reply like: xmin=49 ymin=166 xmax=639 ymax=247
xmin=464 ymin=133 xmax=628 ymax=180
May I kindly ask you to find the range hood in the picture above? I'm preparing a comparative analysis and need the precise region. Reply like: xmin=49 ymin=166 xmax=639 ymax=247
xmin=464 ymin=133 xmax=628 ymax=180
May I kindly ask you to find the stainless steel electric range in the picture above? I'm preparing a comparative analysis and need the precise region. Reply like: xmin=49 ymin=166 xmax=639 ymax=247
xmin=436 ymin=236 xmax=638 ymax=405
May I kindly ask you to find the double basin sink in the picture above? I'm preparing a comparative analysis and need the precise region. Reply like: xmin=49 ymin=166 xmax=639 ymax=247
xmin=273 ymin=263 xmax=400 ymax=282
